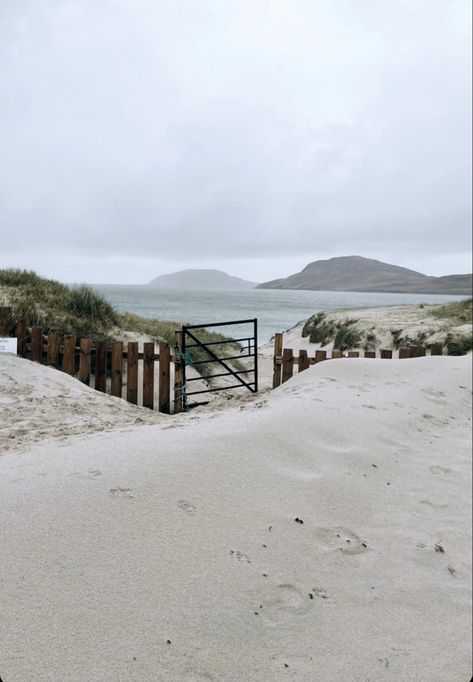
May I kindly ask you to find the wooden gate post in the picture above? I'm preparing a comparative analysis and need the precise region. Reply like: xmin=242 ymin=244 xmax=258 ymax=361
xmin=94 ymin=341 xmax=107 ymax=392
xmin=174 ymin=331 xmax=184 ymax=413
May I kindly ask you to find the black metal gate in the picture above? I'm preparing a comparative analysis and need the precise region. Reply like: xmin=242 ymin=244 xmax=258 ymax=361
xmin=179 ymin=318 xmax=258 ymax=408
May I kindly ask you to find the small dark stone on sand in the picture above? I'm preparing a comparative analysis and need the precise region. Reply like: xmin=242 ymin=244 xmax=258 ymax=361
xmin=284 ymin=663 xmax=289 ymax=668
xmin=166 ymin=640 xmax=172 ymax=645
xmin=309 ymin=593 xmax=314 ymax=599
xmin=262 ymin=544 xmax=267 ymax=548
xmin=372 ymin=464 xmax=378 ymax=468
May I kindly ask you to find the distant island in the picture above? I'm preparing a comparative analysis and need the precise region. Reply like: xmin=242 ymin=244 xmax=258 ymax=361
xmin=148 ymin=269 xmax=258 ymax=290
xmin=257 ymin=256 xmax=472 ymax=295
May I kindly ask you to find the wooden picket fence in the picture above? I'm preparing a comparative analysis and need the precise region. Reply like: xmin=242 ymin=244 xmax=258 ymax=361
xmin=11 ymin=315 xmax=185 ymax=414
xmin=272 ymin=332 xmax=444 ymax=389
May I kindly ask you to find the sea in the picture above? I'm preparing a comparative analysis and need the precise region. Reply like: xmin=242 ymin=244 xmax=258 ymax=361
xmin=92 ymin=285 xmax=469 ymax=345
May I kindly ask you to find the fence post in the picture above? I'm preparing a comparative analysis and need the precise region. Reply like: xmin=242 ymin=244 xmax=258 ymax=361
xmin=416 ymin=346 xmax=426 ymax=357
xmin=31 ymin=326 xmax=43 ymax=362
xmin=16 ymin=317 xmax=27 ymax=357
xmin=111 ymin=341 xmax=123 ymax=398
xmin=399 ymin=348 xmax=409 ymax=359
xmin=298 ymin=349 xmax=310 ymax=372
xmin=430 ymin=343 xmax=443 ymax=356
xmin=79 ymin=338 xmax=92 ymax=384
xmin=174 ymin=331 xmax=184 ymax=413
xmin=380 ymin=350 xmax=392 ymax=359
xmin=272 ymin=333 xmax=283 ymax=388
xmin=143 ymin=342 xmax=155 ymax=410
xmin=281 ymin=348 xmax=294 ymax=383
xmin=47 ymin=332 xmax=59 ymax=366
xmin=63 ymin=336 xmax=76 ymax=375
xmin=127 ymin=342 xmax=138 ymax=404
xmin=315 ymin=349 xmax=327 ymax=363
xmin=94 ymin=341 xmax=108 ymax=392
xmin=158 ymin=343 xmax=171 ymax=414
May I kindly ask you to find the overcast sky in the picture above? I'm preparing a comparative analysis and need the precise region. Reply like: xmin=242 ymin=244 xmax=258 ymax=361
xmin=0 ymin=0 xmax=471 ymax=284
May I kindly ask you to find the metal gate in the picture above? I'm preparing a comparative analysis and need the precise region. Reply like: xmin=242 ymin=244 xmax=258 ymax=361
xmin=178 ymin=318 xmax=258 ymax=408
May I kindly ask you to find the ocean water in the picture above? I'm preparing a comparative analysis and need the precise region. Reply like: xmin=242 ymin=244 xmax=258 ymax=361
xmin=92 ymin=285 xmax=469 ymax=345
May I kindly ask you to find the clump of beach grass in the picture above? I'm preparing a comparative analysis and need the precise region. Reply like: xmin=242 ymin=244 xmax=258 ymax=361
xmin=302 ymin=312 xmax=362 ymax=350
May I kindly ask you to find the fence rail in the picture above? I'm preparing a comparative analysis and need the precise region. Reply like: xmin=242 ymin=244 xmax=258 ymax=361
xmin=272 ymin=332 xmax=444 ymax=389
xmin=10 ymin=315 xmax=185 ymax=414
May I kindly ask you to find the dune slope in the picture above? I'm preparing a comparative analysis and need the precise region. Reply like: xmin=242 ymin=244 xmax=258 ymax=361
xmin=0 ymin=354 xmax=471 ymax=681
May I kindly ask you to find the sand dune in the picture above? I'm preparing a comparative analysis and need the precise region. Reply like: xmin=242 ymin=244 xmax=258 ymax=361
xmin=0 ymin=353 xmax=471 ymax=681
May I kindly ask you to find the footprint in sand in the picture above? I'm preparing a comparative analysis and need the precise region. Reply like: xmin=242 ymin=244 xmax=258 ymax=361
xmin=429 ymin=465 xmax=452 ymax=475
xmin=178 ymin=500 xmax=197 ymax=515
xmin=109 ymin=487 xmax=134 ymax=499
xmin=419 ymin=499 xmax=448 ymax=510
xmin=229 ymin=550 xmax=252 ymax=564
xmin=312 ymin=527 xmax=368 ymax=555
xmin=260 ymin=583 xmax=310 ymax=625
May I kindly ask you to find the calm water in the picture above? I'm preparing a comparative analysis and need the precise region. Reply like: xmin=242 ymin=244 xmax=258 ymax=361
xmin=92 ymin=285 xmax=469 ymax=345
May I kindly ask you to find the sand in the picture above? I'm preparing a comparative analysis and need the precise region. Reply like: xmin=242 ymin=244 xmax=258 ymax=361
xmin=0 ymin=351 xmax=471 ymax=681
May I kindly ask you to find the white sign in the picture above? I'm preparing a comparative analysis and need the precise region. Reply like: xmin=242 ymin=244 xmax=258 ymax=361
xmin=0 ymin=338 xmax=17 ymax=354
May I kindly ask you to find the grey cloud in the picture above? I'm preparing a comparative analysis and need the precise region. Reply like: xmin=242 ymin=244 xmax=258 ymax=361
xmin=0 ymin=0 xmax=471 ymax=278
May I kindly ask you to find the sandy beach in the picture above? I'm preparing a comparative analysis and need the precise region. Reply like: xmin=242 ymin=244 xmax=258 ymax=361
xmin=0 ymin=348 xmax=471 ymax=681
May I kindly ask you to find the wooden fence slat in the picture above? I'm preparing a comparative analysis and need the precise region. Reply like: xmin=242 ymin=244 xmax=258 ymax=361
xmin=47 ymin=332 xmax=59 ymax=366
xmin=111 ymin=341 xmax=123 ymax=398
xmin=298 ymin=349 xmax=310 ymax=372
xmin=380 ymin=349 xmax=392 ymax=359
xmin=62 ymin=336 xmax=76 ymax=375
xmin=399 ymin=348 xmax=409 ymax=359
xmin=174 ymin=331 xmax=184 ymax=413
xmin=159 ymin=343 xmax=171 ymax=414
xmin=281 ymin=348 xmax=294 ymax=383
xmin=416 ymin=346 xmax=426 ymax=357
xmin=315 ymin=349 xmax=327 ymax=363
xmin=127 ymin=342 xmax=139 ymax=404
xmin=31 ymin=326 xmax=43 ymax=362
xmin=331 ymin=350 xmax=343 ymax=359
xmin=348 ymin=351 xmax=359 ymax=358
xmin=272 ymin=333 xmax=283 ymax=388
xmin=364 ymin=351 xmax=376 ymax=358
xmin=95 ymin=341 xmax=108 ymax=393
xmin=430 ymin=343 xmax=443 ymax=356
xmin=143 ymin=342 xmax=155 ymax=410
xmin=16 ymin=317 xmax=27 ymax=357
xmin=79 ymin=338 xmax=92 ymax=384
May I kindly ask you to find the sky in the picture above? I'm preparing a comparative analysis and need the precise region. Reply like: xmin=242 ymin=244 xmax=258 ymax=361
xmin=0 ymin=0 xmax=471 ymax=284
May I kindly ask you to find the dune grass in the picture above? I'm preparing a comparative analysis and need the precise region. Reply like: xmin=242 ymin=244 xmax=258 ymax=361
xmin=1 ymin=268 xmax=244 ymax=375
xmin=431 ymin=298 xmax=472 ymax=325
